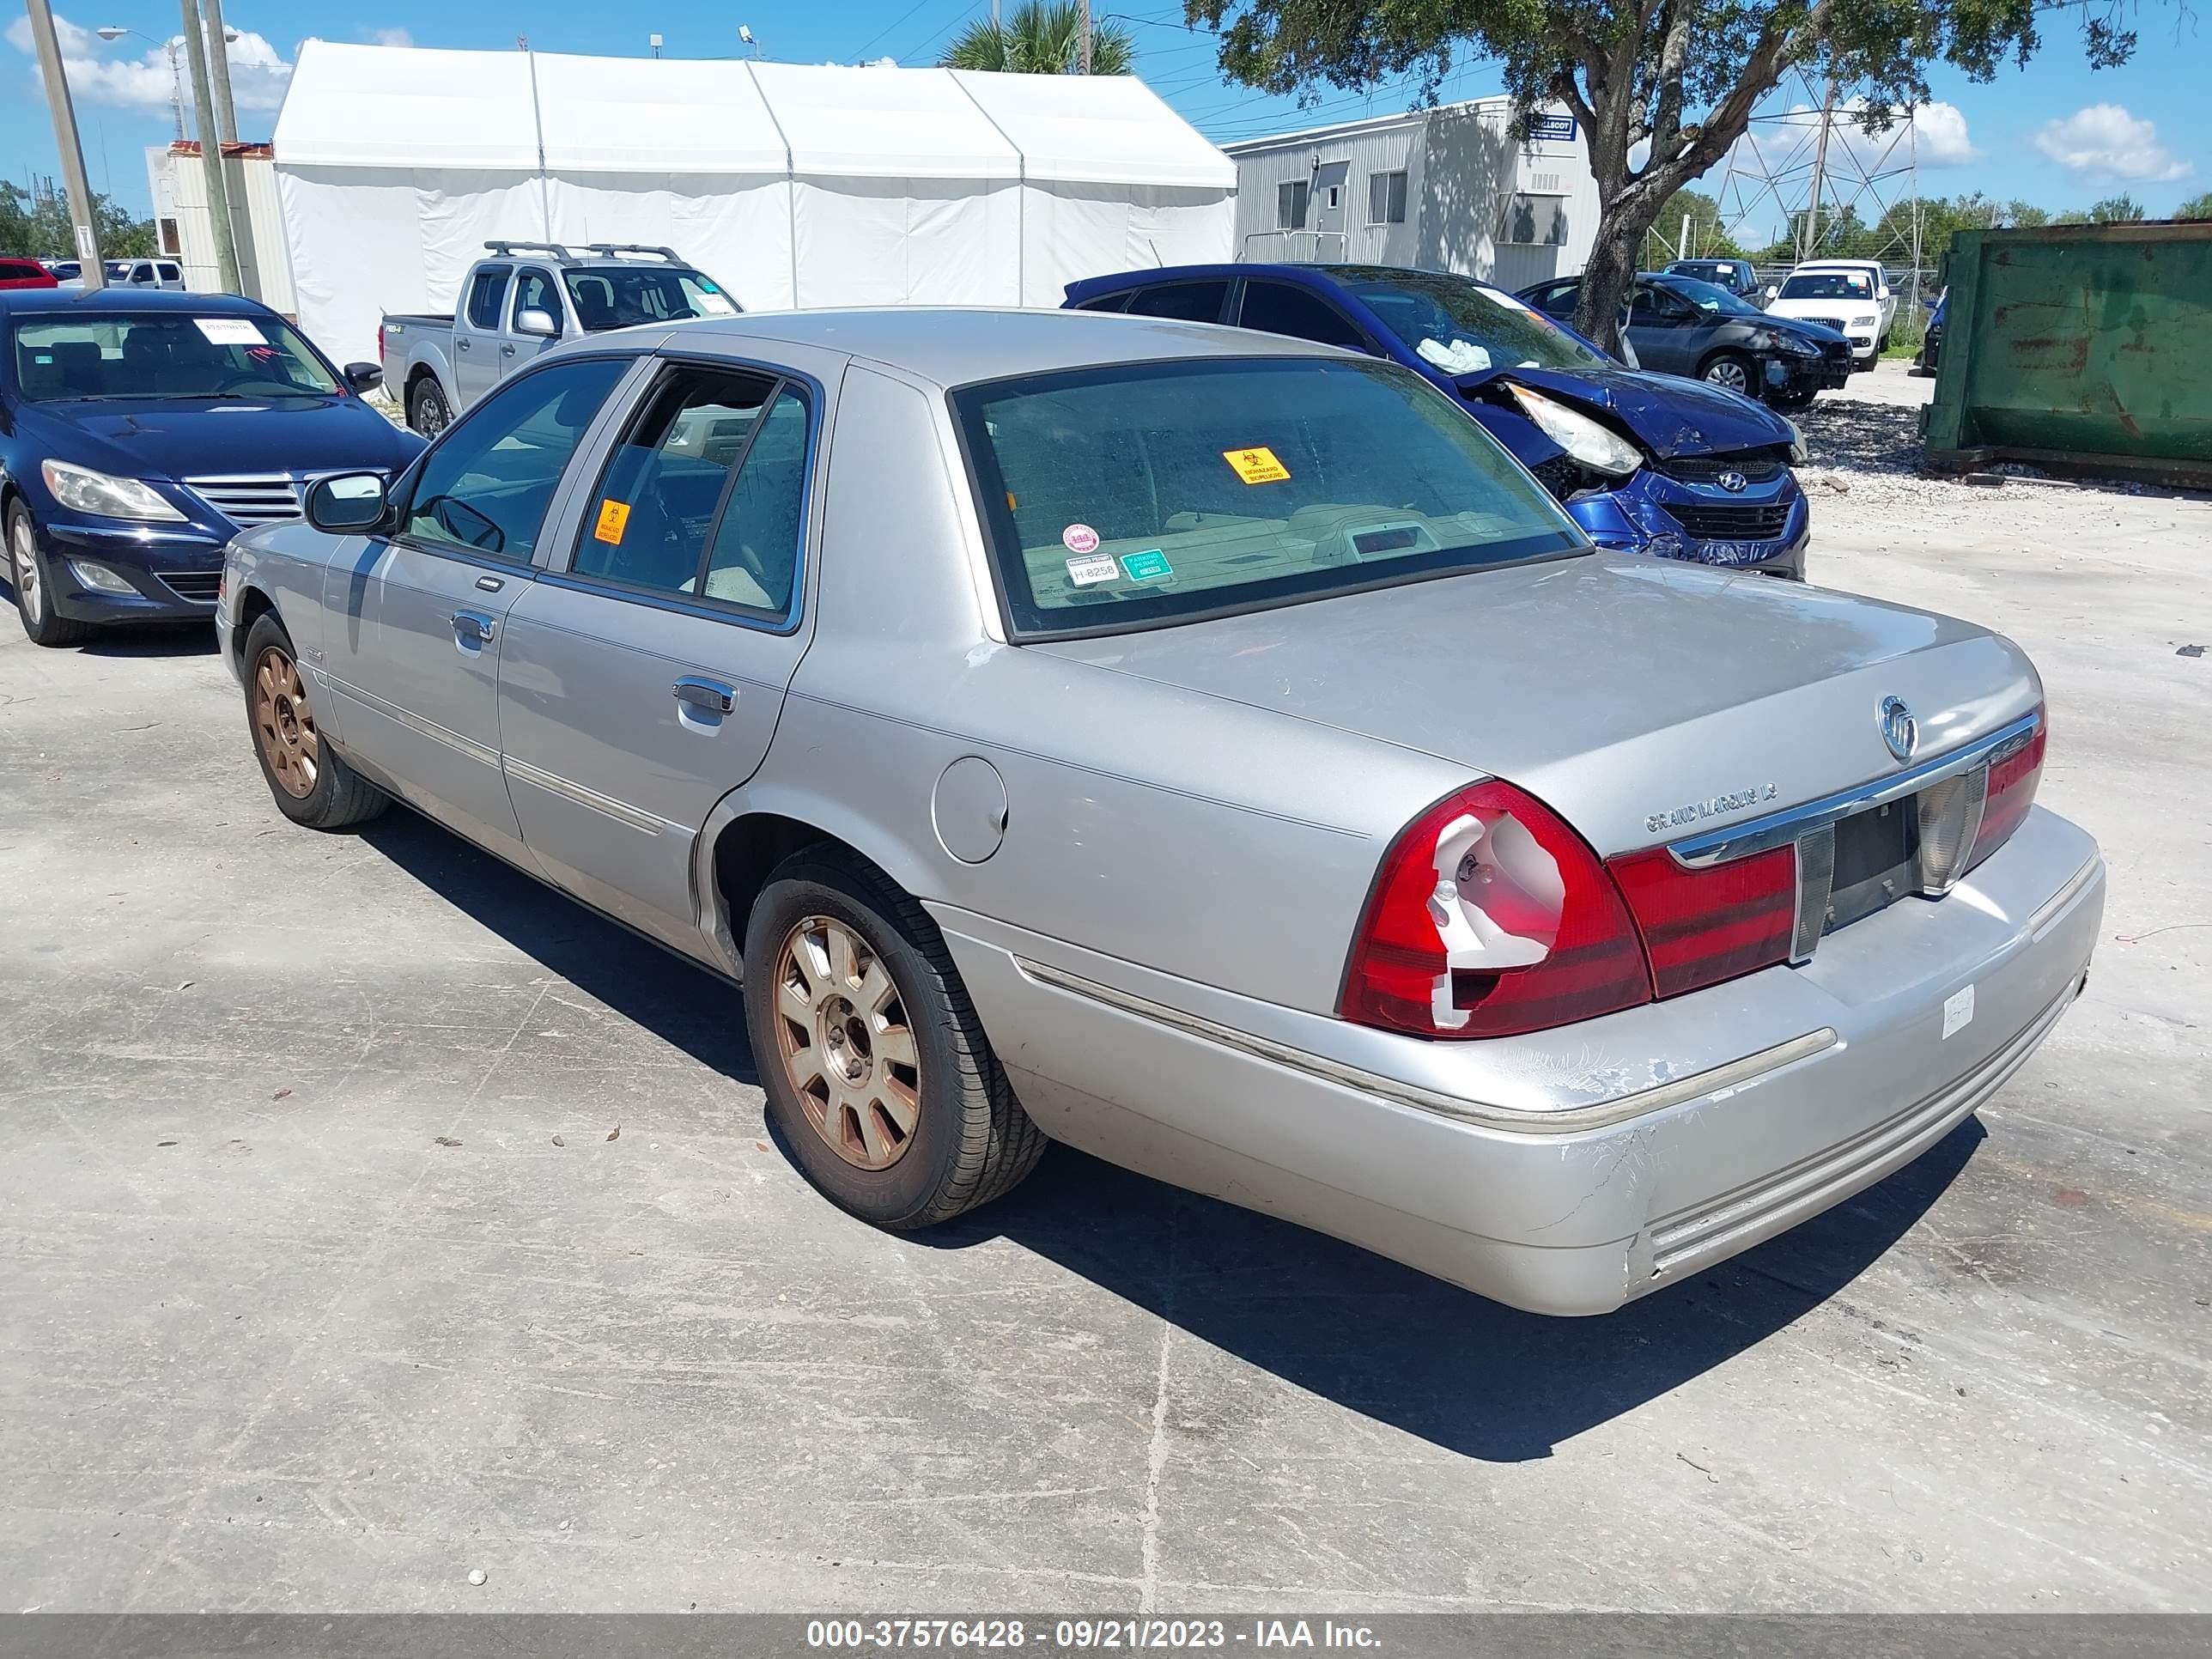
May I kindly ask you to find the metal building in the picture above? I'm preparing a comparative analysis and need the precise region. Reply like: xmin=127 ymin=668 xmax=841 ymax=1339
xmin=1223 ymin=97 xmax=1596 ymax=289
xmin=143 ymin=141 xmax=296 ymax=315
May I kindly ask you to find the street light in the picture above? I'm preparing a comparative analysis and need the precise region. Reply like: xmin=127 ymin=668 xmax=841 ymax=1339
xmin=96 ymin=24 xmax=185 ymax=141
xmin=738 ymin=23 xmax=760 ymax=58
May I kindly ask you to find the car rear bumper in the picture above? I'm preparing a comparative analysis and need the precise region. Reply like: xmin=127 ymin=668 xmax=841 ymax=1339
xmin=936 ymin=805 xmax=2102 ymax=1316
xmin=33 ymin=516 xmax=228 ymax=624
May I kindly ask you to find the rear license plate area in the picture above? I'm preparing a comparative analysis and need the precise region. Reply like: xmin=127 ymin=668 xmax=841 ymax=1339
xmin=1825 ymin=799 xmax=1918 ymax=933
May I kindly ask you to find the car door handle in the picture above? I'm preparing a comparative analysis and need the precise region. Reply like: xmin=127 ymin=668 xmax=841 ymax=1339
xmin=500 ymin=343 xmax=516 ymax=356
xmin=450 ymin=609 xmax=497 ymax=646
xmin=672 ymin=677 xmax=736 ymax=716
xmin=456 ymin=339 xmax=471 ymax=351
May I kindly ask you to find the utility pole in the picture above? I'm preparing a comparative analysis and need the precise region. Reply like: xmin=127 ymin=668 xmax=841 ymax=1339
xmin=200 ymin=0 xmax=261 ymax=298
xmin=1078 ymin=0 xmax=1092 ymax=73
xmin=179 ymin=0 xmax=240 ymax=293
xmin=1799 ymin=76 xmax=1838 ymax=263
xmin=24 ymin=0 xmax=106 ymax=287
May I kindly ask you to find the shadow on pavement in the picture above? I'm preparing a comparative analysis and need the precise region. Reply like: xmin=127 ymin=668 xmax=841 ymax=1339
xmin=358 ymin=806 xmax=759 ymax=1085
xmin=354 ymin=799 xmax=1982 ymax=1464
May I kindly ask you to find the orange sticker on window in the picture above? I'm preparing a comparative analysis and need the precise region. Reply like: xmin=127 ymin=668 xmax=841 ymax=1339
xmin=592 ymin=499 xmax=631 ymax=544
xmin=1222 ymin=445 xmax=1290 ymax=483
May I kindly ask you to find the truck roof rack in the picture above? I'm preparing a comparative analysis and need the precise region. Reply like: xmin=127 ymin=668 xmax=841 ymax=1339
xmin=483 ymin=240 xmax=575 ymax=260
xmin=584 ymin=244 xmax=684 ymax=264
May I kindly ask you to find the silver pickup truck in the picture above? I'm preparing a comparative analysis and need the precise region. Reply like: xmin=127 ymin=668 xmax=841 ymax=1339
xmin=380 ymin=242 xmax=738 ymax=436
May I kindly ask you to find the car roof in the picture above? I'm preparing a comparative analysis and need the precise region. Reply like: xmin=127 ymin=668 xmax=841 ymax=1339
xmin=648 ymin=306 xmax=1330 ymax=389
xmin=0 ymin=287 xmax=270 ymax=318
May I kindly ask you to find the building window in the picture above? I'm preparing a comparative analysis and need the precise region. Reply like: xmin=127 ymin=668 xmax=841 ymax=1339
xmin=1276 ymin=180 xmax=1310 ymax=230
xmin=1498 ymin=193 xmax=1567 ymax=246
xmin=158 ymin=217 xmax=181 ymax=256
xmin=1367 ymin=170 xmax=1407 ymax=226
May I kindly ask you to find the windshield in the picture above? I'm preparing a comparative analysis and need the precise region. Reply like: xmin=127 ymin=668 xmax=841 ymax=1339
xmin=562 ymin=267 xmax=738 ymax=330
xmin=1778 ymin=271 xmax=1873 ymax=301
xmin=955 ymin=357 xmax=1584 ymax=638
xmin=1655 ymin=276 xmax=1765 ymax=318
xmin=10 ymin=313 xmax=341 ymax=401
xmin=1331 ymin=267 xmax=1609 ymax=375
xmin=1669 ymin=262 xmax=1735 ymax=283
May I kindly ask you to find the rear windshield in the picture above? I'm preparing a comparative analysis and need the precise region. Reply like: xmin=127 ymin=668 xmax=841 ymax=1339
xmin=562 ymin=267 xmax=737 ymax=330
xmin=1779 ymin=271 xmax=1873 ymax=301
xmin=10 ymin=313 xmax=339 ymax=401
xmin=953 ymin=356 xmax=1584 ymax=639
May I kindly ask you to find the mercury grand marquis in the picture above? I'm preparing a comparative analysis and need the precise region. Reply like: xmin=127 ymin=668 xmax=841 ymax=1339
xmin=216 ymin=308 xmax=2104 ymax=1316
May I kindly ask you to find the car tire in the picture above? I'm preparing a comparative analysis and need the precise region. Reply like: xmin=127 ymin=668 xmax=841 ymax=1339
xmin=407 ymin=377 xmax=452 ymax=439
xmin=241 ymin=611 xmax=390 ymax=830
xmin=744 ymin=846 xmax=1046 ymax=1231
xmin=9 ymin=501 xmax=96 ymax=647
xmin=1698 ymin=351 xmax=1757 ymax=398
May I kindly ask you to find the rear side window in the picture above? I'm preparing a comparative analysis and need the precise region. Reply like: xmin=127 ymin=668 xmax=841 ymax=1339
xmin=954 ymin=356 xmax=1582 ymax=638
xmin=1071 ymin=291 xmax=1132 ymax=313
xmin=465 ymin=267 xmax=512 ymax=330
xmin=571 ymin=365 xmax=809 ymax=622
xmin=1124 ymin=282 xmax=1228 ymax=323
xmin=1237 ymin=282 xmax=1369 ymax=351
xmin=401 ymin=356 xmax=628 ymax=562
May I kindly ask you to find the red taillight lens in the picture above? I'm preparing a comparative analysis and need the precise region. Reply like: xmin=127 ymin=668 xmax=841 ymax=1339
xmin=1340 ymin=781 xmax=1652 ymax=1039
xmin=1607 ymin=842 xmax=1797 ymax=999
xmin=1967 ymin=719 xmax=2046 ymax=871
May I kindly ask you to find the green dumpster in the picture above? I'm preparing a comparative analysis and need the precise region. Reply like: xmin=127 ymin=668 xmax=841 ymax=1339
xmin=1923 ymin=220 xmax=2212 ymax=487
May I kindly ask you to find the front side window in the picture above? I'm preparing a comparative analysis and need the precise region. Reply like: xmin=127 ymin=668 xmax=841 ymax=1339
xmin=1334 ymin=268 xmax=1609 ymax=375
xmin=1367 ymin=169 xmax=1408 ymax=225
xmin=955 ymin=357 xmax=1583 ymax=639
xmin=1276 ymin=180 xmax=1310 ymax=229
xmin=1237 ymin=282 xmax=1369 ymax=351
xmin=401 ymin=356 xmax=629 ymax=562
xmin=465 ymin=267 xmax=511 ymax=330
xmin=11 ymin=313 xmax=339 ymax=401
xmin=562 ymin=268 xmax=736 ymax=331
xmin=572 ymin=365 xmax=807 ymax=621
xmin=513 ymin=268 xmax=562 ymax=331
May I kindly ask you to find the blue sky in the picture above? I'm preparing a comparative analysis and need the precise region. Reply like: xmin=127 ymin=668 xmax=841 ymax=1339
xmin=6 ymin=1 xmax=2204 ymax=227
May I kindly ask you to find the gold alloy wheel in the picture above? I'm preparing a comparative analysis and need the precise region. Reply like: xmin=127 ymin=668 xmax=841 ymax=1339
xmin=773 ymin=915 xmax=923 ymax=1171
xmin=252 ymin=644 xmax=320 ymax=799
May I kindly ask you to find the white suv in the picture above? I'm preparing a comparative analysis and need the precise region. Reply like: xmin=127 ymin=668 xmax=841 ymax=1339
xmin=1764 ymin=261 xmax=1894 ymax=364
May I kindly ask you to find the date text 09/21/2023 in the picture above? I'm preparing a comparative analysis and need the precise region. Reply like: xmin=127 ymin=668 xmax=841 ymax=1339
xmin=804 ymin=1617 xmax=1382 ymax=1650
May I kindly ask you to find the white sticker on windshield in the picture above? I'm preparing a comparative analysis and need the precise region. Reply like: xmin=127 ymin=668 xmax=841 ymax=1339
xmin=193 ymin=318 xmax=265 ymax=346
xmin=1486 ymin=290 xmax=1534 ymax=313
xmin=695 ymin=294 xmax=737 ymax=315
xmin=1061 ymin=523 xmax=1100 ymax=555
xmin=1065 ymin=553 xmax=1118 ymax=586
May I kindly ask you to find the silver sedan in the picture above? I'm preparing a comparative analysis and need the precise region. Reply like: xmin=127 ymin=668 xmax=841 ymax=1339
xmin=216 ymin=309 xmax=2103 ymax=1316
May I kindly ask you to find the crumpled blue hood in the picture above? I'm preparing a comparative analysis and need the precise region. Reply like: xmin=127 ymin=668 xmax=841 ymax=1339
xmin=1457 ymin=365 xmax=1796 ymax=459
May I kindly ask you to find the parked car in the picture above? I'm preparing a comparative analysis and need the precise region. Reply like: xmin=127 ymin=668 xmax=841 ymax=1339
xmin=1520 ymin=272 xmax=1853 ymax=409
xmin=216 ymin=308 xmax=2101 ymax=1316
xmin=39 ymin=260 xmax=81 ymax=283
xmin=100 ymin=258 xmax=187 ymax=291
xmin=1913 ymin=289 xmax=1947 ymax=379
xmin=1068 ymin=262 xmax=1810 ymax=579
xmin=1662 ymin=258 xmax=1761 ymax=302
xmin=382 ymin=241 xmax=739 ymax=438
xmin=1765 ymin=262 xmax=1896 ymax=362
xmin=2 ymin=287 xmax=422 ymax=647
xmin=0 ymin=258 xmax=59 ymax=290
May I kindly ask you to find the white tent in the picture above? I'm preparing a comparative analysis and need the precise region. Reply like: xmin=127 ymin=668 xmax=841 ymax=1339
xmin=270 ymin=42 xmax=1236 ymax=361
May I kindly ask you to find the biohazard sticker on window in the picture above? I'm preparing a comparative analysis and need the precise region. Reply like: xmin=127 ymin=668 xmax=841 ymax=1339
xmin=592 ymin=499 xmax=631 ymax=544
xmin=1222 ymin=445 xmax=1290 ymax=484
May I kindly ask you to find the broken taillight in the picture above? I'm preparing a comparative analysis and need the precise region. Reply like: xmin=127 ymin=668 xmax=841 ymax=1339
xmin=1339 ymin=781 xmax=1652 ymax=1039
xmin=1966 ymin=716 xmax=2046 ymax=872
xmin=1607 ymin=842 xmax=1798 ymax=999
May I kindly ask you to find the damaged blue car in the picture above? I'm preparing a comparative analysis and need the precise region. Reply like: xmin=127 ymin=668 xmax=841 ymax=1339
xmin=1065 ymin=263 xmax=1809 ymax=580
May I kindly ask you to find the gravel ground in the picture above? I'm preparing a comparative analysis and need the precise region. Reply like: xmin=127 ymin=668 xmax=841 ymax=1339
xmin=1 ymin=361 xmax=2206 ymax=1617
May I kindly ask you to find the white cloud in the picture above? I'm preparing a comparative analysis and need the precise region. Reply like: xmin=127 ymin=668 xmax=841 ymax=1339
xmin=1728 ymin=99 xmax=1977 ymax=180
xmin=4 ymin=11 xmax=293 ymax=123
xmin=2033 ymin=104 xmax=2193 ymax=184
xmin=368 ymin=28 xmax=414 ymax=49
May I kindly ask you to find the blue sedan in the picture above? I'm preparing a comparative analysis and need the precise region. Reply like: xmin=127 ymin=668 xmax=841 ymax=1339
xmin=1065 ymin=263 xmax=1811 ymax=580
xmin=3 ymin=287 xmax=422 ymax=646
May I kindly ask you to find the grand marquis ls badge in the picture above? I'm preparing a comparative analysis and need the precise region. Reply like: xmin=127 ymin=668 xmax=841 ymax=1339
xmin=1880 ymin=695 xmax=1918 ymax=763
xmin=1644 ymin=781 xmax=1780 ymax=835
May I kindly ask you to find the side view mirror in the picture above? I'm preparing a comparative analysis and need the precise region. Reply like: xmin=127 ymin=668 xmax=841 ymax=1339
xmin=342 ymin=361 xmax=383 ymax=394
xmin=514 ymin=307 xmax=560 ymax=339
xmin=1763 ymin=285 xmax=1778 ymax=301
xmin=305 ymin=471 xmax=389 ymax=533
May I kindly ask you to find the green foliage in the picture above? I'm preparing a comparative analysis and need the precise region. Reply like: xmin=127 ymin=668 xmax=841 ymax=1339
xmin=2177 ymin=191 xmax=2212 ymax=222
xmin=0 ymin=178 xmax=156 ymax=259
xmin=941 ymin=2 xmax=1135 ymax=73
xmin=1186 ymin=0 xmax=2149 ymax=348
xmin=2087 ymin=193 xmax=2146 ymax=222
xmin=1640 ymin=189 xmax=1747 ymax=265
